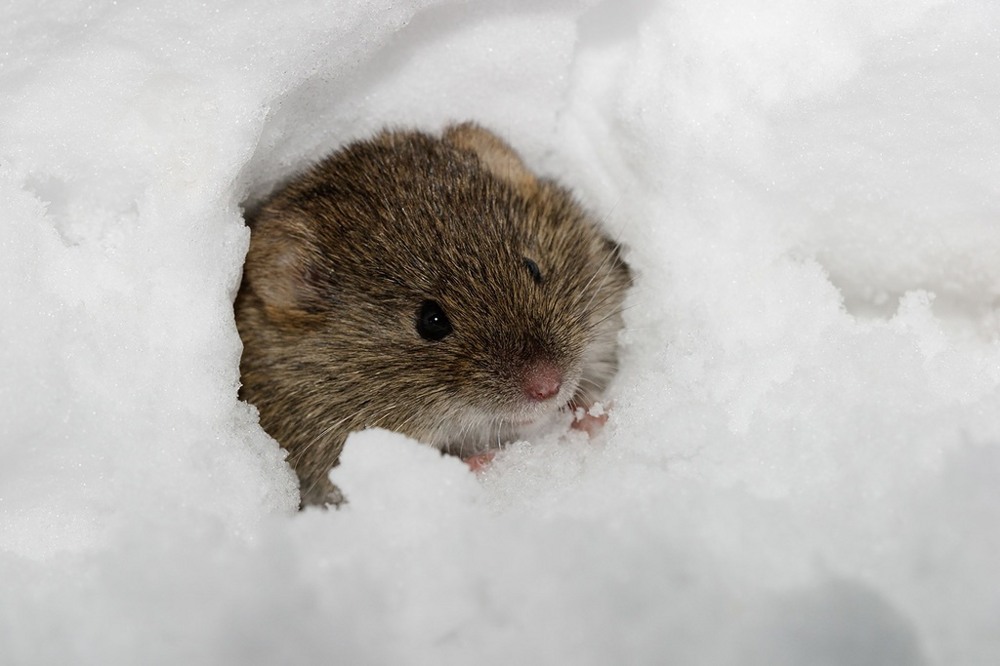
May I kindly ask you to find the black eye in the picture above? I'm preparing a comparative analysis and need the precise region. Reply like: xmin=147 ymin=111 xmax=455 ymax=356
xmin=416 ymin=300 xmax=453 ymax=341
xmin=523 ymin=257 xmax=542 ymax=284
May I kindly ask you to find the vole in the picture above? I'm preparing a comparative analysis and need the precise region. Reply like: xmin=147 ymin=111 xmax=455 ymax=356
xmin=235 ymin=123 xmax=631 ymax=506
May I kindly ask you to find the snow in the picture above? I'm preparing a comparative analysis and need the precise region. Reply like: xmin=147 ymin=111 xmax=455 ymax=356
xmin=3 ymin=0 xmax=1000 ymax=663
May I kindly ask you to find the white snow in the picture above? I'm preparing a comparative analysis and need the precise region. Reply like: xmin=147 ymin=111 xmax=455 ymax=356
xmin=3 ymin=0 xmax=1000 ymax=663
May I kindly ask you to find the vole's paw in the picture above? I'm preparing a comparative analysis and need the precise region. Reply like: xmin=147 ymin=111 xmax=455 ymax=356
xmin=463 ymin=450 xmax=496 ymax=474
xmin=570 ymin=402 xmax=610 ymax=438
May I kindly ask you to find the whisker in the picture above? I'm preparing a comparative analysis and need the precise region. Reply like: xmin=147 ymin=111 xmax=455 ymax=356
xmin=584 ymin=303 xmax=638 ymax=333
xmin=289 ymin=409 xmax=356 ymax=466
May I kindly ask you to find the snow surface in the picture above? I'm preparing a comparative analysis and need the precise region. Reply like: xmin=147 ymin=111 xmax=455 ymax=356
xmin=3 ymin=0 xmax=1000 ymax=663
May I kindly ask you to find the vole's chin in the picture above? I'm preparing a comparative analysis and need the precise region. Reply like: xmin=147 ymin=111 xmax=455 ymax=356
xmin=437 ymin=384 xmax=580 ymax=458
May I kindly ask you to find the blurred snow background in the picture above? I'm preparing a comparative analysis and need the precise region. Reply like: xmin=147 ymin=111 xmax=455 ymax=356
xmin=3 ymin=0 xmax=1000 ymax=663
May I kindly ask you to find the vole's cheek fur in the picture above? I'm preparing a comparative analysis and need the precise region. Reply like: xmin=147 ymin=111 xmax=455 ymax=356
xmin=235 ymin=122 xmax=632 ymax=507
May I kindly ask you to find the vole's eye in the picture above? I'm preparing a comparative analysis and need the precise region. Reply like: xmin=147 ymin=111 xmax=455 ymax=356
xmin=523 ymin=257 xmax=542 ymax=284
xmin=416 ymin=300 xmax=453 ymax=341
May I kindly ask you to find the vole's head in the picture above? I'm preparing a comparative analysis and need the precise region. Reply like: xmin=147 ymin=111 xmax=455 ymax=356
xmin=239 ymin=123 xmax=631 ymax=466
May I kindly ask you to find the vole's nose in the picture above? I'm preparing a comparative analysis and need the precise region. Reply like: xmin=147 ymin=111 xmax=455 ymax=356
xmin=523 ymin=361 xmax=562 ymax=402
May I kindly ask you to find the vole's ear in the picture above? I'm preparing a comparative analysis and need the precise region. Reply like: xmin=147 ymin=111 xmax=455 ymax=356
xmin=444 ymin=122 xmax=538 ymax=192
xmin=243 ymin=213 xmax=330 ymax=317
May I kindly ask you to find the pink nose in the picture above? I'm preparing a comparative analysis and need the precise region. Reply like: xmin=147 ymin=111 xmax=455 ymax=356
xmin=523 ymin=362 xmax=562 ymax=402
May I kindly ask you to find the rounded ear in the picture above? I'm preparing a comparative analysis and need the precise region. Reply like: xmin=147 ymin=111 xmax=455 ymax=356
xmin=244 ymin=213 xmax=330 ymax=316
xmin=443 ymin=122 xmax=538 ymax=192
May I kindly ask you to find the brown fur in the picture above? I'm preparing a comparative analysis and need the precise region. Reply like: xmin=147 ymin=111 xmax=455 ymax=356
xmin=235 ymin=123 xmax=631 ymax=505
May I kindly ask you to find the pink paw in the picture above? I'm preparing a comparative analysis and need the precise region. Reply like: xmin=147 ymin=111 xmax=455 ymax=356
xmin=570 ymin=403 xmax=610 ymax=438
xmin=463 ymin=450 xmax=496 ymax=473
